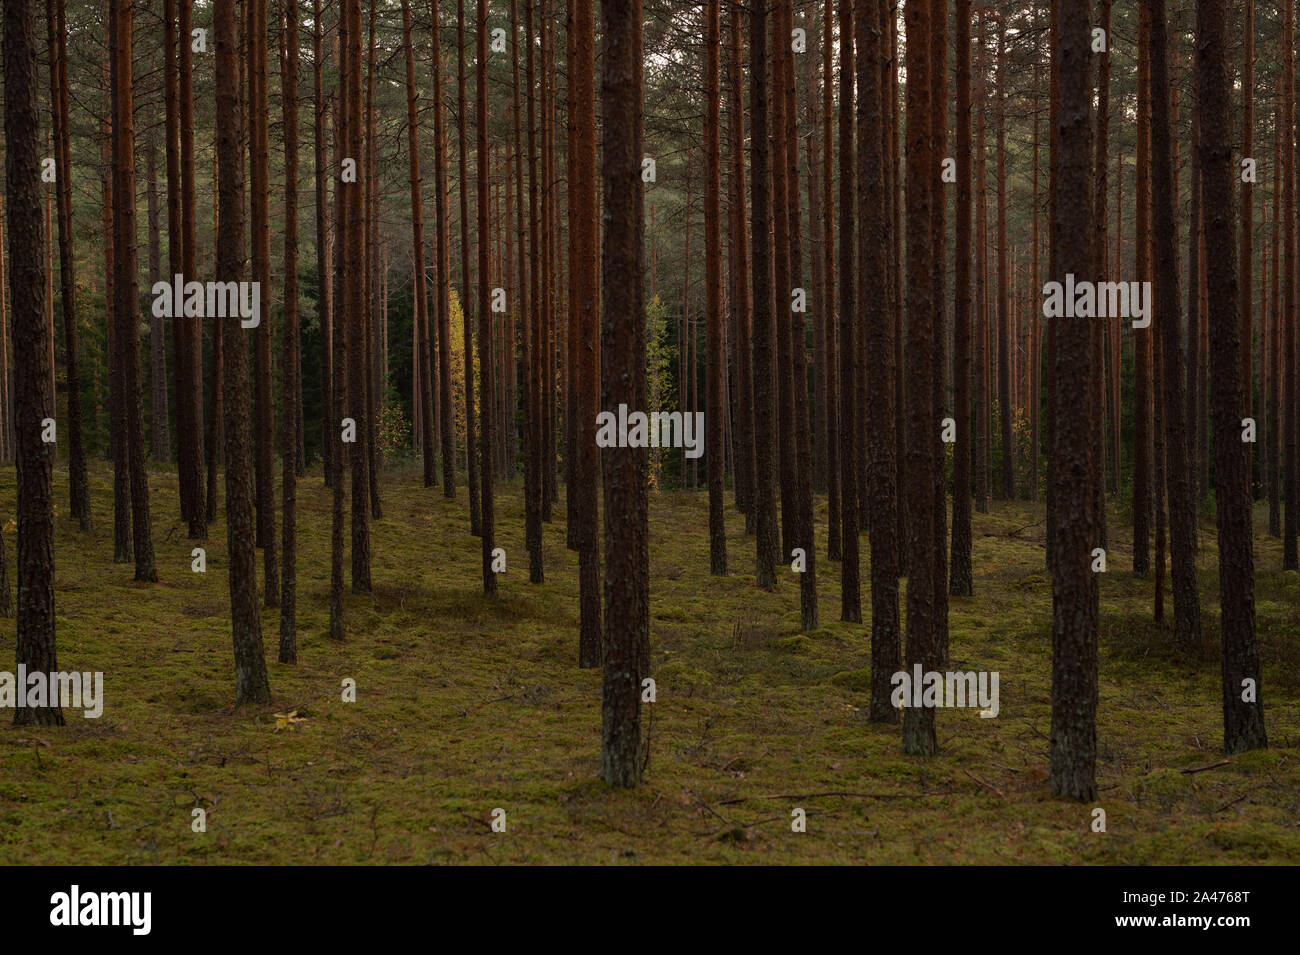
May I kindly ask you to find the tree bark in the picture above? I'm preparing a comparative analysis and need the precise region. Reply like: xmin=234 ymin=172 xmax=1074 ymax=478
xmin=216 ymin=0 xmax=272 ymax=703
xmin=1197 ymin=0 xmax=1267 ymax=753
xmin=599 ymin=0 xmax=648 ymax=787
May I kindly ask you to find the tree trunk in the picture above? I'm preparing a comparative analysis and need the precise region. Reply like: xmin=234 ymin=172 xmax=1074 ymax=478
xmin=476 ymin=0 xmax=496 ymax=595
xmin=7 ymin=0 xmax=63 ymax=725
xmin=47 ymin=0 xmax=90 ymax=531
xmin=835 ymin=0 xmax=859 ymax=620
xmin=248 ymin=0 xmax=276 ymax=606
xmin=280 ymin=0 xmax=301 ymax=663
xmin=1284 ymin=0 xmax=1299 ymax=570
xmin=599 ymin=0 xmax=649 ymax=787
xmin=216 ymin=0 xmax=272 ymax=703
xmin=1132 ymin=2 xmax=1153 ymax=577
xmin=706 ymin=0 xmax=726 ymax=578
xmin=950 ymin=0 xmax=973 ymax=596
xmin=1197 ymin=0 xmax=1267 ymax=753
xmin=1150 ymin=0 xmax=1202 ymax=647
xmin=996 ymin=33 xmax=1013 ymax=500
xmin=858 ymin=0 xmax=899 ymax=719
xmin=901 ymin=0 xmax=938 ymax=756
xmin=458 ymin=0 xmax=481 ymax=537
xmin=1048 ymin=0 xmax=1099 ymax=801
xmin=113 ymin=0 xmax=157 ymax=584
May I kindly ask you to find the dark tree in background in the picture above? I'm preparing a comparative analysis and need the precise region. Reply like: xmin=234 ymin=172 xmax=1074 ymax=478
xmin=47 ymin=0 xmax=90 ymax=533
xmin=280 ymin=0 xmax=301 ymax=664
xmin=750 ymin=0 xmax=779 ymax=592
xmin=571 ymin=0 xmax=603 ymax=666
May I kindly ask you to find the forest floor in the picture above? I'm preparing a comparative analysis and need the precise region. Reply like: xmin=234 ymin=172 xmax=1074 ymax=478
xmin=1 ymin=458 xmax=1298 ymax=864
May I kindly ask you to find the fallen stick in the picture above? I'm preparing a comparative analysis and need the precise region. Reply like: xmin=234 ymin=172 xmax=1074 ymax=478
xmin=1180 ymin=759 xmax=1231 ymax=775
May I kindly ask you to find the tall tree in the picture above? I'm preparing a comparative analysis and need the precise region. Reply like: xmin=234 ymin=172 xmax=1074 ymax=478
xmin=950 ymin=0 xmax=973 ymax=597
xmin=728 ymin=1 xmax=755 ymax=535
xmin=403 ymin=0 xmax=436 ymax=489
xmin=901 ymin=0 xmax=938 ymax=756
xmin=280 ymin=0 xmax=301 ymax=663
xmin=777 ymin=0 xmax=815 ymax=628
xmin=858 ymin=0 xmax=899 ymax=720
xmin=476 ymin=0 xmax=496 ymax=596
xmin=995 ymin=30 xmax=1013 ymax=500
xmin=1132 ymin=3 xmax=1154 ymax=578
xmin=216 ymin=0 xmax=272 ymax=703
xmin=706 ymin=0 xmax=727 ymax=577
xmin=458 ymin=0 xmax=481 ymax=536
xmin=315 ymin=0 xmax=334 ymax=490
xmin=112 ymin=0 xmax=157 ymax=584
xmin=1093 ymin=0 xmax=1111 ymax=544
xmin=836 ymin=0 xmax=859 ymax=620
xmin=1049 ymin=0 xmax=1099 ymax=801
xmin=570 ymin=0 xmax=601 ymax=664
xmin=249 ymin=0 xmax=278 ymax=605
xmin=46 ymin=0 xmax=90 ymax=531
xmin=974 ymin=9 xmax=990 ymax=514
xmin=7 ymin=0 xmax=62 ymax=725
xmin=524 ymin=0 xmax=544 ymax=581
xmin=1197 ymin=0 xmax=1267 ymax=752
xmin=599 ymin=0 xmax=649 ymax=787
xmin=1284 ymin=0 xmax=1299 ymax=571
xmin=433 ymin=0 xmax=457 ymax=494
xmin=751 ymin=0 xmax=779 ymax=591
xmin=1149 ymin=0 xmax=1202 ymax=647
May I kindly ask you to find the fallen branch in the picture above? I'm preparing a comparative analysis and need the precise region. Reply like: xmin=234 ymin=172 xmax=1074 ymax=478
xmin=717 ymin=790 xmax=952 ymax=806
xmin=1180 ymin=759 xmax=1231 ymax=775
xmin=963 ymin=769 xmax=1006 ymax=798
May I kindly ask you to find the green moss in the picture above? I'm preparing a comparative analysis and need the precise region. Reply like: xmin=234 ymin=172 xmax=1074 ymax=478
xmin=0 ymin=463 xmax=1295 ymax=864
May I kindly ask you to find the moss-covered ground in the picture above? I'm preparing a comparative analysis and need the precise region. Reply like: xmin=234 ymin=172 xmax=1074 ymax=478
xmin=1 ymin=460 xmax=1297 ymax=864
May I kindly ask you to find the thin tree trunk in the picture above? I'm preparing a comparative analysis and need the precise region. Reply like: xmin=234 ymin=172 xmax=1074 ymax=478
xmin=47 ymin=0 xmax=90 ymax=530
xmin=951 ymin=0 xmax=973 ymax=596
xmin=280 ymin=0 xmax=301 ymax=662
xmin=113 ymin=0 xmax=157 ymax=584
xmin=835 ymin=0 xmax=858 ymax=619
xmin=1133 ymin=2 xmax=1154 ymax=577
xmin=216 ymin=0 xmax=272 ymax=703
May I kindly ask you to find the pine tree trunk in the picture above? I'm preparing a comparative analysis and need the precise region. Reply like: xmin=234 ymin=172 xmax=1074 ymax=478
xmin=7 ymin=0 xmax=64 ymax=725
xmin=1048 ymin=0 xmax=1099 ymax=801
xmin=1150 ymin=0 xmax=1202 ymax=647
xmin=113 ymin=0 xmax=157 ymax=584
xmin=599 ymin=0 xmax=649 ymax=788
xmin=901 ymin=0 xmax=937 ymax=756
xmin=476 ymin=0 xmax=496 ymax=595
xmin=216 ymin=0 xmax=271 ymax=703
xmin=950 ymin=0 xmax=973 ymax=597
xmin=835 ymin=0 xmax=858 ymax=620
xmin=280 ymin=0 xmax=301 ymax=663
xmin=48 ymin=0 xmax=90 ymax=531
xmin=1197 ymin=0 xmax=1268 ymax=753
